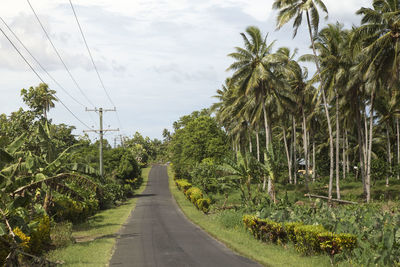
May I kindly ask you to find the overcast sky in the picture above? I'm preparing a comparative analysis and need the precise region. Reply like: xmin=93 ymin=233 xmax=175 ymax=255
xmin=0 ymin=0 xmax=371 ymax=143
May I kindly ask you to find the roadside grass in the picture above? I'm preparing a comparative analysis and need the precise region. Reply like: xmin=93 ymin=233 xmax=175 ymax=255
xmin=167 ymin=167 xmax=341 ymax=267
xmin=46 ymin=167 xmax=151 ymax=266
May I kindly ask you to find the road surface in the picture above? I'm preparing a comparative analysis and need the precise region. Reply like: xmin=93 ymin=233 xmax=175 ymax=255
xmin=109 ymin=164 xmax=260 ymax=267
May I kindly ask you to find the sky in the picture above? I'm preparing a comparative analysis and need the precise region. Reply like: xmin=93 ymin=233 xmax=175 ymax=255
xmin=0 ymin=0 xmax=371 ymax=144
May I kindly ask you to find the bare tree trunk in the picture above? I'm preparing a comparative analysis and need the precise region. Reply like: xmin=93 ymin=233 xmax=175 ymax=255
xmin=345 ymin=130 xmax=350 ymax=174
xmin=293 ymin=116 xmax=297 ymax=185
xmin=336 ymin=94 xmax=341 ymax=199
xmin=343 ymin=129 xmax=346 ymax=180
xmin=306 ymin=11 xmax=334 ymax=203
xmin=283 ymin=127 xmax=293 ymax=184
xmin=312 ymin=139 xmax=316 ymax=182
xmin=397 ymin=117 xmax=400 ymax=180
xmin=256 ymin=130 xmax=260 ymax=161
xmin=365 ymin=90 xmax=375 ymax=203
xmin=249 ymin=130 xmax=253 ymax=154
xmin=386 ymin=124 xmax=392 ymax=187
xmin=262 ymin=96 xmax=272 ymax=195
xmin=302 ymin=108 xmax=310 ymax=191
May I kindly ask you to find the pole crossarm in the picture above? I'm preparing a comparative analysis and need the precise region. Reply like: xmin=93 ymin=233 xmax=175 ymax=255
xmin=84 ymin=107 xmax=118 ymax=179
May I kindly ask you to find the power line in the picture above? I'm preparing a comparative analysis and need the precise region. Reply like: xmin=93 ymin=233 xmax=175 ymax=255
xmin=26 ymin=0 xmax=95 ymax=107
xmin=68 ymin=0 xmax=124 ymax=131
xmin=0 ymin=16 xmax=85 ymax=107
xmin=68 ymin=0 xmax=115 ymax=107
xmin=0 ymin=16 xmax=98 ymax=129
xmin=0 ymin=24 xmax=93 ymax=131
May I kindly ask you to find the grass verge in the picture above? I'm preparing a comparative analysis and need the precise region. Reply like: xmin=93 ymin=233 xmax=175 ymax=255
xmin=168 ymin=166 xmax=344 ymax=267
xmin=46 ymin=167 xmax=151 ymax=266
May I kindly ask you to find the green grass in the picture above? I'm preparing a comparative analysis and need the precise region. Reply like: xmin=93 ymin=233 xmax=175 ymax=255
xmin=46 ymin=167 xmax=151 ymax=266
xmin=168 ymin=167 xmax=340 ymax=267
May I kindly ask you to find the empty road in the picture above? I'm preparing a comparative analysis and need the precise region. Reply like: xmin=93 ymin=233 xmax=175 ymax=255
xmin=109 ymin=164 xmax=260 ymax=267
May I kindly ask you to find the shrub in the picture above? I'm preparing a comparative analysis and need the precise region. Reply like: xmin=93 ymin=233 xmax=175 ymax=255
xmin=284 ymin=222 xmax=303 ymax=243
xmin=293 ymin=224 xmax=325 ymax=255
xmin=175 ymin=179 xmax=192 ymax=192
xmin=51 ymin=197 xmax=98 ymax=223
xmin=185 ymin=187 xmax=203 ymax=204
xmin=13 ymin=227 xmax=30 ymax=251
xmin=28 ymin=215 xmax=51 ymax=254
xmin=318 ymin=232 xmax=357 ymax=257
xmin=243 ymin=215 xmax=357 ymax=261
xmin=196 ymin=198 xmax=211 ymax=214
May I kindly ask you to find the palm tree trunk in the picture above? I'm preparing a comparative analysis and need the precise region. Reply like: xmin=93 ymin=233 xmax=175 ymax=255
xmin=336 ymin=94 xmax=340 ymax=199
xmin=386 ymin=123 xmax=392 ymax=187
xmin=306 ymin=10 xmax=334 ymax=203
xmin=345 ymin=130 xmax=350 ymax=174
xmin=342 ymin=129 xmax=346 ymax=180
xmin=366 ymin=89 xmax=375 ymax=203
xmin=302 ymin=108 xmax=310 ymax=191
xmin=283 ymin=127 xmax=293 ymax=184
xmin=249 ymin=130 xmax=253 ymax=154
xmin=256 ymin=130 xmax=260 ymax=161
xmin=293 ymin=116 xmax=298 ymax=185
xmin=262 ymin=96 xmax=269 ymax=192
xmin=397 ymin=117 xmax=399 ymax=180
xmin=312 ymin=139 xmax=316 ymax=182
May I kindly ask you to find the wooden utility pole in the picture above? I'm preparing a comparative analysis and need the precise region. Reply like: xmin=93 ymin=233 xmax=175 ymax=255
xmin=84 ymin=107 xmax=119 ymax=179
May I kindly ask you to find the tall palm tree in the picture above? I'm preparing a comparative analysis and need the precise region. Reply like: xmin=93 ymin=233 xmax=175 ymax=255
xmin=313 ymin=23 xmax=349 ymax=199
xmin=227 ymin=26 xmax=276 ymax=151
xmin=352 ymin=0 xmax=400 ymax=201
xmin=272 ymin=0 xmax=335 ymax=202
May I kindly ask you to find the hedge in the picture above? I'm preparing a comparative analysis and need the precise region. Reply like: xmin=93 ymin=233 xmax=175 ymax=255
xmin=243 ymin=215 xmax=357 ymax=262
xmin=175 ymin=179 xmax=211 ymax=213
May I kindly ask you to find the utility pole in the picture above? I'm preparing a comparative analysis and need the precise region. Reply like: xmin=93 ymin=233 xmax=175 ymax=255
xmin=84 ymin=107 xmax=119 ymax=179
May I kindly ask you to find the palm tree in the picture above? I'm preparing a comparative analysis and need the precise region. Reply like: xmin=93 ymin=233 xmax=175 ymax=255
xmin=352 ymin=0 xmax=400 ymax=201
xmin=21 ymin=83 xmax=57 ymax=119
xmin=272 ymin=0 xmax=335 ymax=202
xmin=313 ymin=23 xmax=349 ymax=198
xmin=227 ymin=26 xmax=282 ymax=198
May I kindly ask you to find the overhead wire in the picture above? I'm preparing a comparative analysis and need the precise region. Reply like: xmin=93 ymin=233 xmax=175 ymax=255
xmin=26 ymin=0 xmax=95 ymax=108
xmin=0 ymin=24 xmax=93 ymax=131
xmin=68 ymin=0 xmax=124 ymax=132
xmin=0 ymin=16 xmax=84 ymax=107
xmin=0 ymin=16 xmax=98 ymax=129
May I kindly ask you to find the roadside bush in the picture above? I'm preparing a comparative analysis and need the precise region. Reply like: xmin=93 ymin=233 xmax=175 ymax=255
xmin=28 ymin=215 xmax=51 ymax=254
xmin=98 ymin=182 xmax=126 ymax=209
xmin=175 ymin=179 xmax=192 ymax=192
xmin=190 ymin=158 xmax=219 ymax=194
xmin=196 ymin=198 xmax=211 ymax=214
xmin=243 ymin=215 xmax=357 ymax=261
xmin=185 ymin=187 xmax=203 ymax=204
xmin=294 ymin=224 xmax=325 ymax=255
xmin=51 ymin=196 xmax=98 ymax=223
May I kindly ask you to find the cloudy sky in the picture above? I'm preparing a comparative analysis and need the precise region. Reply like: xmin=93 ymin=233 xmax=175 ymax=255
xmin=0 ymin=0 xmax=371 ymax=143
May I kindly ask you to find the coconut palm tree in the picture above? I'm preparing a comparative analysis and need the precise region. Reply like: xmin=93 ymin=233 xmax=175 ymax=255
xmin=272 ymin=0 xmax=335 ymax=202
xmin=352 ymin=0 xmax=400 ymax=201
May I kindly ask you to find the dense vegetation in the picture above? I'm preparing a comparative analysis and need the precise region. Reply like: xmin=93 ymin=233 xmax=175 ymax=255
xmin=167 ymin=0 xmax=400 ymax=265
xmin=0 ymin=83 xmax=161 ymax=266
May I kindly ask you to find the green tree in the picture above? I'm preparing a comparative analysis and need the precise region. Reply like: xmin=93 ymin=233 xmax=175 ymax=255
xmin=21 ymin=83 xmax=57 ymax=119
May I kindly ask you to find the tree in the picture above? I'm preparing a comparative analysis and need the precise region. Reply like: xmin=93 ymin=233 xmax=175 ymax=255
xmin=273 ymin=0 xmax=335 ymax=202
xmin=21 ymin=83 xmax=57 ymax=119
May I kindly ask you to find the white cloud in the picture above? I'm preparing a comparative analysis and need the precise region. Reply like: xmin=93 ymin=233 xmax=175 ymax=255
xmin=0 ymin=0 xmax=377 ymax=140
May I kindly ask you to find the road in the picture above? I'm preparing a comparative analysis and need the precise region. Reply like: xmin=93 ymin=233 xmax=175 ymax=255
xmin=109 ymin=165 xmax=260 ymax=267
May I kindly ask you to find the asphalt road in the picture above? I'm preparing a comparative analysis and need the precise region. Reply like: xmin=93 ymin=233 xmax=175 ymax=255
xmin=109 ymin=165 xmax=260 ymax=267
